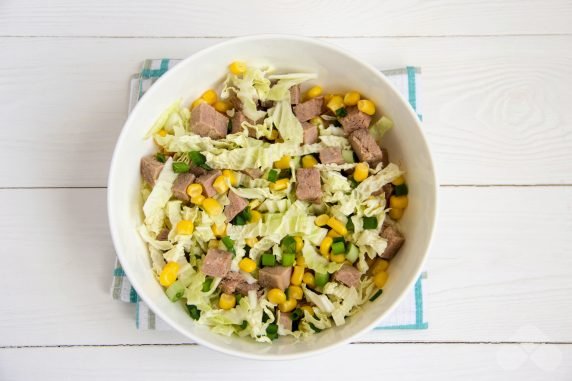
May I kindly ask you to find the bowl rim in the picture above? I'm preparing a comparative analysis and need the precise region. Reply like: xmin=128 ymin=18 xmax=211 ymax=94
xmin=108 ymin=34 xmax=439 ymax=360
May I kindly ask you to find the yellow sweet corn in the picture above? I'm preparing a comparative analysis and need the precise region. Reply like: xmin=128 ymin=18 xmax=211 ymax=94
xmin=290 ymin=266 xmax=305 ymax=286
xmin=327 ymin=95 xmax=345 ymax=113
xmin=190 ymin=195 xmax=205 ymax=206
xmin=353 ymin=162 xmax=369 ymax=182
xmin=309 ymin=116 xmax=323 ymax=127
xmin=245 ymin=237 xmax=258 ymax=248
xmin=390 ymin=195 xmax=408 ymax=209
xmin=315 ymin=214 xmax=330 ymax=227
xmin=249 ymin=210 xmax=262 ymax=223
xmin=211 ymin=223 xmax=226 ymax=237
xmin=274 ymin=155 xmax=291 ymax=169
xmin=357 ymin=99 xmax=376 ymax=115
xmin=327 ymin=229 xmax=342 ymax=238
xmin=239 ymin=258 xmax=257 ymax=273
xmin=229 ymin=61 xmax=247 ymax=75
xmin=158 ymin=129 xmax=167 ymax=137
xmin=392 ymin=176 xmax=405 ymax=186
xmin=296 ymin=255 xmax=306 ymax=267
xmin=159 ymin=262 xmax=179 ymax=287
xmin=212 ymin=175 xmax=229 ymax=194
xmin=326 ymin=217 xmax=348 ymax=236
xmin=222 ymin=169 xmax=239 ymax=186
xmin=191 ymin=98 xmax=207 ymax=109
xmin=269 ymin=178 xmax=289 ymax=191
xmin=389 ymin=208 xmax=404 ymax=220
xmin=203 ymin=198 xmax=223 ymax=216
xmin=302 ymin=272 xmax=315 ymax=288
xmin=301 ymin=305 xmax=314 ymax=316
xmin=373 ymin=271 xmax=389 ymax=288
xmin=186 ymin=183 xmax=203 ymax=198
xmin=330 ymin=253 xmax=346 ymax=263
xmin=320 ymin=237 xmax=333 ymax=256
xmin=214 ymin=101 xmax=231 ymax=113
xmin=371 ymin=259 xmax=389 ymax=275
xmin=278 ymin=299 xmax=298 ymax=313
xmin=248 ymin=199 xmax=261 ymax=210
xmin=219 ymin=293 xmax=236 ymax=310
xmin=176 ymin=220 xmax=194 ymax=235
xmin=294 ymin=236 xmax=303 ymax=253
xmin=344 ymin=91 xmax=361 ymax=106
xmin=302 ymin=155 xmax=318 ymax=168
xmin=201 ymin=89 xmax=217 ymax=105
xmin=288 ymin=285 xmax=304 ymax=300
xmin=306 ymin=85 xmax=323 ymax=99
xmin=268 ymin=288 xmax=287 ymax=304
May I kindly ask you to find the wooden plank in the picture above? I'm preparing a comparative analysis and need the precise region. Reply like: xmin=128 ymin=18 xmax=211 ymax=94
xmin=0 ymin=36 xmax=571 ymax=187
xmin=1 ymin=344 xmax=571 ymax=380
xmin=1 ymin=0 xmax=571 ymax=37
xmin=0 ymin=186 xmax=571 ymax=346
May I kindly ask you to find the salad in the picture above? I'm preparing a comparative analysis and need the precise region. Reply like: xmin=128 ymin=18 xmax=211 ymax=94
xmin=138 ymin=61 xmax=409 ymax=342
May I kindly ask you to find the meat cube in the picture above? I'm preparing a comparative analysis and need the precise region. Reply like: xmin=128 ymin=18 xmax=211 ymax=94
xmin=190 ymin=102 xmax=229 ymax=140
xmin=227 ymin=88 xmax=243 ymax=110
xmin=156 ymin=228 xmax=170 ymax=241
xmin=201 ymin=249 xmax=233 ymax=278
xmin=278 ymin=312 xmax=293 ymax=331
xmin=380 ymin=147 xmax=389 ymax=168
xmin=302 ymin=122 xmax=318 ymax=145
xmin=224 ymin=191 xmax=248 ymax=222
xmin=231 ymin=111 xmax=255 ymax=138
xmin=171 ymin=173 xmax=196 ymax=202
xmin=319 ymin=147 xmax=344 ymax=165
xmin=140 ymin=155 xmax=164 ymax=187
xmin=289 ymin=85 xmax=300 ymax=105
xmin=220 ymin=272 xmax=260 ymax=296
xmin=332 ymin=264 xmax=361 ymax=288
xmin=349 ymin=129 xmax=384 ymax=166
xmin=196 ymin=170 xmax=222 ymax=197
xmin=294 ymin=96 xmax=324 ymax=122
xmin=242 ymin=168 xmax=262 ymax=179
xmin=339 ymin=106 xmax=371 ymax=134
xmin=295 ymin=168 xmax=322 ymax=202
xmin=258 ymin=266 xmax=292 ymax=290
xmin=380 ymin=225 xmax=405 ymax=260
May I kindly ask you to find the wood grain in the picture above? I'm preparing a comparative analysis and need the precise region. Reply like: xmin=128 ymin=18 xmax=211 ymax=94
xmin=1 ymin=0 xmax=571 ymax=37
xmin=1 ymin=344 xmax=571 ymax=380
xmin=1 ymin=187 xmax=571 ymax=347
xmin=0 ymin=36 xmax=571 ymax=187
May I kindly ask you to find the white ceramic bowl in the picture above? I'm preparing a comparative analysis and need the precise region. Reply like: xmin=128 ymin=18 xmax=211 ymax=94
xmin=108 ymin=35 xmax=437 ymax=360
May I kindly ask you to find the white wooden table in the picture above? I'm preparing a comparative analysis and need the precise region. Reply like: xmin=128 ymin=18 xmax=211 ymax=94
xmin=1 ymin=1 xmax=572 ymax=379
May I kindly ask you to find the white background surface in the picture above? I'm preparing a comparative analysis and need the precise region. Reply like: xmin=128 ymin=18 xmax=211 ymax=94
xmin=1 ymin=1 xmax=571 ymax=379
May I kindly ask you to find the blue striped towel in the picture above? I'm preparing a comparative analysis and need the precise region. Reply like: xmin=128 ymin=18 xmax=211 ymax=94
xmin=112 ymin=59 xmax=428 ymax=331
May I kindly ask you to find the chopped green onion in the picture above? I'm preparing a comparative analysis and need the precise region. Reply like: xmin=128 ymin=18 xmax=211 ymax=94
xmin=187 ymin=305 xmax=201 ymax=320
xmin=331 ymin=241 xmax=346 ymax=255
xmin=332 ymin=236 xmax=345 ymax=244
xmin=363 ymin=216 xmax=378 ymax=230
xmin=239 ymin=320 xmax=248 ymax=330
xmin=281 ymin=253 xmax=296 ymax=267
xmin=369 ymin=289 xmax=383 ymax=302
xmin=314 ymin=272 xmax=329 ymax=287
xmin=233 ymin=215 xmax=246 ymax=226
xmin=281 ymin=236 xmax=297 ymax=254
xmin=267 ymin=169 xmax=279 ymax=183
xmin=235 ymin=294 xmax=243 ymax=304
xmin=346 ymin=218 xmax=355 ymax=233
xmin=394 ymin=184 xmax=409 ymax=196
xmin=291 ymin=308 xmax=304 ymax=321
xmin=202 ymin=277 xmax=213 ymax=292
xmin=172 ymin=162 xmax=190 ymax=173
xmin=188 ymin=151 xmax=212 ymax=170
xmin=155 ymin=152 xmax=166 ymax=163
xmin=262 ymin=311 xmax=271 ymax=323
xmin=261 ymin=253 xmax=276 ymax=267
xmin=335 ymin=107 xmax=348 ymax=117
xmin=240 ymin=207 xmax=251 ymax=222
xmin=345 ymin=243 xmax=359 ymax=263
xmin=266 ymin=323 xmax=279 ymax=340
xmin=349 ymin=178 xmax=359 ymax=189
xmin=221 ymin=236 xmax=234 ymax=251
xmin=165 ymin=281 xmax=185 ymax=302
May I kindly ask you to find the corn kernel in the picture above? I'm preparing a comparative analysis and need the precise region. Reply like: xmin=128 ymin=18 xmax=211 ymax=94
xmin=330 ymin=253 xmax=346 ymax=263
xmin=222 ymin=169 xmax=239 ymax=186
xmin=353 ymin=162 xmax=369 ymax=182
xmin=213 ymin=175 xmax=229 ymax=194
xmin=278 ymin=298 xmax=298 ymax=313
xmin=274 ymin=155 xmax=291 ymax=169
xmin=324 ymin=93 xmax=334 ymax=104
xmin=315 ymin=214 xmax=330 ymax=227
xmin=327 ymin=95 xmax=345 ymax=113
xmin=302 ymin=155 xmax=318 ymax=168
xmin=190 ymin=195 xmax=205 ymax=206
xmin=268 ymin=288 xmax=287 ymax=304
xmin=245 ymin=237 xmax=258 ymax=248
xmin=249 ymin=210 xmax=262 ymax=223
xmin=214 ymin=100 xmax=231 ymax=113
xmin=371 ymin=259 xmax=389 ymax=275
xmin=320 ymin=237 xmax=333 ymax=256
xmin=389 ymin=208 xmax=404 ymax=220
xmin=239 ymin=258 xmax=257 ymax=273
xmin=269 ymin=178 xmax=289 ymax=191
xmin=186 ymin=183 xmax=203 ymax=198
xmin=296 ymin=255 xmax=306 ymax=267
xmin=288 ymin=285 xmax=304 ymax=300
xmin=306 ymin=85 xmax=323 ymax=99
xmin=291 ymin=266 xmax=305 ymax=286
xmin=208 ymin=239 xmax=219 ymax=249
xmin=229 ymin=61 xmax=247 ymax=76
xmin=268 ymin=129 xmax=279 ymax=140
xmin=357 ymin=99 xmax=376 ymax=115
xmin=248 ymin=199 xmax=261 ymax=210
xmin=159 ymin=262 xmax=179 ymax=287
xmin=327 ymin=229 xmax=342 ymax=238
xmin=326 ymin=217 xmax=348 ymax=236
xmin=158 ymin=129 xmax=167 ymax=137
xmin=309 ymin=116 xmax=323 ymax=127
xmin=203 ymin=198 xmax=223 ymax=216
xmin=373 ymin=271 xmax=389 ymax=288
xmin=390 ymin=195 xmax=408 ymax=209
xmin=219 ymin=293 xmax=236 ymax=310
xmin=302 ymin=272 xmax=315 ymax=288
xmin=211 ymin=223 xmax=226 ymax=237
xmin=392 ymin=176 xmax=405 ymax=186
xmin=344 ymin=91 xmax=361 ymax=106
xmin=176 ymin=220 xmax=194 ymax=235
xmin=201 ymin=89 xmax=217 ymax=105
xmin=294 ymin=236 xmax=303 ymax=253
xmin=191 ymin=98 xmax=207 ymax=109
xmin=301 ymin=305 xmax=314 ymax=316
